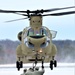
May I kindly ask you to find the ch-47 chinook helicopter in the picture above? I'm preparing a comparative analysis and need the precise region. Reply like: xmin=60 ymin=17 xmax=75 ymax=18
xmin=0 ymin=6 xmax=75 ymax=71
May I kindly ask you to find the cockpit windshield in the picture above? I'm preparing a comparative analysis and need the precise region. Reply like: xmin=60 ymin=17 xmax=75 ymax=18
xmin=27 ymin=28 xmax=48 ymax=36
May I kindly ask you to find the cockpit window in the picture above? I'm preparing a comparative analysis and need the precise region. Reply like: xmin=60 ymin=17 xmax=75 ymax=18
xmin=23 ymin=26 xmax=57 ymax=39
xmin=27 ymin=28 xmax=34 ymax=36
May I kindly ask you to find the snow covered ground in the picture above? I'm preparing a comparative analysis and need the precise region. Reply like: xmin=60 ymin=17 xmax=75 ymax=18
xmin=0 ymin=63 xmax=75 ymax=75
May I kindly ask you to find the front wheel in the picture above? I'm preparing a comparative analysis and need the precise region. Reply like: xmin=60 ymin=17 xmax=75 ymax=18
xmin=50 ymin=60 xmax=53 ymax=70
xmin=20 ymin=61 xmax=23 ymax=68
xmin=16 ymin=61 xmax=23 ymax=71
xmin=50 ymin=64 xmax=53 ymax=70
xmin=54 ymin=60 xmax=57 ymax=67
xmin=16 ymin=61 xmax=19 ymax=68
xmin=16 ymin=61 xmax=20 ymax=71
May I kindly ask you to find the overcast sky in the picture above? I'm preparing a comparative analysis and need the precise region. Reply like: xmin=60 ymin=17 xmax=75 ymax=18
xmin=0 ymin=0 xmax=75 ymax=41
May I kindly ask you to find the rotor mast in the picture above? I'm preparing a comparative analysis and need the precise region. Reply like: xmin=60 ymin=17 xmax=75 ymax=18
xmin=30 ymin=15 xmax=42 ymax=29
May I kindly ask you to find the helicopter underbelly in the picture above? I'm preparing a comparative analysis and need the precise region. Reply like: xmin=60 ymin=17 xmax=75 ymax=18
xmin=16 ymin=41 xmax=57 ymax=63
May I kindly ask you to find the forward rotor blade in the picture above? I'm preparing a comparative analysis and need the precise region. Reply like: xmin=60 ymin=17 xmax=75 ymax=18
xmin=43 ymin=11 xmax=75 ymax=16
xmin=4 ymin=17 xmax=28 ymax=23
xmin=42 ymin=6 xmax=75 ymax=13
xmin=0 ymin=6 xmax=75 ymax=14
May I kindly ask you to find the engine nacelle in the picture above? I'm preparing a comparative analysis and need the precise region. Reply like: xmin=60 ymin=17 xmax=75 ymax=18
xmin=17 ymin=31 xmax=22 ymax=41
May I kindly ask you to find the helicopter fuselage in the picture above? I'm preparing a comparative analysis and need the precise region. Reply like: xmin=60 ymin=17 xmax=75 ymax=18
xmin=16 ymin=16 xmax=57 ymax=63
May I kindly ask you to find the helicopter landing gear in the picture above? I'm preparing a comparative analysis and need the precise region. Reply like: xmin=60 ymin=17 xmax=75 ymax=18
xmin=16 ymin=57 xmax=23 ymax=71
xmin=41 ymin=60 xmax=44 ymax=69
xmin=49 ymin=56 xmax=57 ymax=70
xmin=41 ymin=56 xmax=45 ymax=69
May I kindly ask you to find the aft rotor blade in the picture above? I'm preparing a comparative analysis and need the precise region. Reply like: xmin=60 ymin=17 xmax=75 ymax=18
xmin=15 ymin=13 xmax=28 ymax=16
xmin=0 ymin=9 xmax=29 ymax=13
xmin=4 ymin=17 xmax=28 ymax=23
xmin=42 ymin=6 xmax=75 ymax=13
xmin=43 ymin=11 xmax=75 ymax=16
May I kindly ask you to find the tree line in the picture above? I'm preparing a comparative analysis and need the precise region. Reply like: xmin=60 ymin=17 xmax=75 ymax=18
xmin=0 ymin=39 xmax=75 ymax=64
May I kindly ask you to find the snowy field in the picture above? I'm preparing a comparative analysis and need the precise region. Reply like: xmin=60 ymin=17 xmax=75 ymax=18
xmin=0 ymin=63 xmax=75 ymax=75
